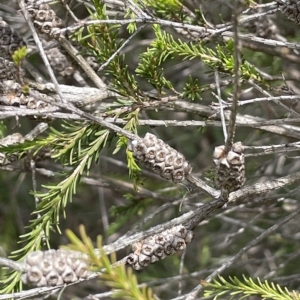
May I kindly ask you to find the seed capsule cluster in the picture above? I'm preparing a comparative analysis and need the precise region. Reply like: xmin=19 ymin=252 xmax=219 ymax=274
xmin=0 ymin=132 xmax=25 ymax=165
xmin=0 ymin=58 xmax=19 ymax=81
xmin=0 ymin=21 xmax=25 ymax=81
xmin=0 ymin=133 xmax=24 ymax=147
xmin=213 ymin=142 xmax=245 ymax=198
xmin=45 ymin=46 xmax=75 ymax=77
xmin=128 ymin=133 xmax=192 ymax=183
xmin=280 ymin=0 xmax=300 ymax=25
xmin=21 ymin=250 xmax=91 ymax=287
xmin=0 ymin=20 xmax=26 ymax=60
xmin=126 ymin=225 xmax=194 ymax=270
xmin=86 ymin=56 xmax=101 ymax=70
xmin=24 ymin=0 xmax=63 ymax=40
xmin=0 ymin=80 xmax=51 ymax=109
xmin=244 ymin=17 xmax=279 ymax=39
xmin=0 ymin=130 xmax=52 ymax=165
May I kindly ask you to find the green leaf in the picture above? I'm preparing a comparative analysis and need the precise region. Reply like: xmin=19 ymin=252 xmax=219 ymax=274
xmin=204 ymin=275 xmax=300 ymax=300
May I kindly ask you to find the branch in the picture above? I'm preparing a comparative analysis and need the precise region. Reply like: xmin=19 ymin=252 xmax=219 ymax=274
xmin=248 ymin=79 xmax=300 ymax=118
xmin=244 ymin=141 xmax=300 ymax=157
xmin=0 ymin=257 xmax=24 ymax=272
xmin=55 ymin=15 xmax=300 ymax=52
xmin=228 ymin=171 xmax=300 ymax=203
xmin=225 ymin=2 xmax=241 ymax=150
xmin=172 ymin=101 xmax=300 ymax=139
xmin=102 ymin=170 xmax=299 ymax=255
xmin=174 ymin=206 xmax=300 ymax=300
xmin=58 ymin=36 xmax=107 ymax=89
xmin=186 ymin=174 xmax=220 ymax=198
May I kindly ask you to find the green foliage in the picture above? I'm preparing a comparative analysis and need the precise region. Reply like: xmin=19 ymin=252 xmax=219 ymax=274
xmin=203 ymin=275 xmax=300 ymax=300
xmin=113 ymin=109 xmax=143 ymax=190
xmin=66 ymin=225 xmax=154 ymax=300
xmin=124 ymin=6 xmax=137 ymax=33
xmin=0 ymin=121 xmax=6 ymax=139
xmin=133 ymin=0 xmax=192 ymax=23
xmin=146 ymin=25 xmax=263 ymax=81
xmin=12 ymin=46 xmax=27 ymax=67
xmin=75 ymin=0 xmax=143 ymax=101
xmin=182 ymin=75 xmax=202 ymax=101
xmin=0 ymin=122 xmax=113 ymax=293
xmin=126 ymin=148 xmax=142 ymax=190
xmin=0 ymin=272 xmax=22 ymax=295
xmin=136 ymin=47 xmax=175 ymax=95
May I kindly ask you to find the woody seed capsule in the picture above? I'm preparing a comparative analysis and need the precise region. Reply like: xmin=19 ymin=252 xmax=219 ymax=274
xmin=128 ymin=133 xmax=192 ymax=183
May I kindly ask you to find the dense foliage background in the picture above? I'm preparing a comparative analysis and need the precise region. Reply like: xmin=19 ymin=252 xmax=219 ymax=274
xmin=1 ymin=0 xmax=300 ymax=299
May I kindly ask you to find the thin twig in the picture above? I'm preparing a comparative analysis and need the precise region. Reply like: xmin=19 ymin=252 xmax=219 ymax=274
xmin=58 ymin=36 xmax=107 ymax=89
xmin=55 ymin=17 xmax=300 ymax=52
xmin=244 ymin=141 xmax=300 ymax=157
xmin=178 ymin=248 xmax=186 ymax=296
xmin=30 ymin=158 xmax=47 ymax=246
xmin=0 ymin=257 xmax=24 ymax=272
xmin=217 ymin=95 xmax=300 ymax=107
xmin=103 ymin=199 xmax=224 ymax=255
xmin=228 ymin=170 xmax=300 ymax=203
xmin=225 ymin=3 xmax=241 ymax=151
xmin=248 ymin=79 xmax=300 ymax=118
xmin=186 ymin=174 xmax=221 ymax=198
xmin=125 ymin=0 xmax=151 ymax=19
xmin=60 ymin=0 xmax=79 ymax=23
xmin=97 ymin=164 xmax=109 ymax=243
xmin=174 ymin=206 xmax=300 ymax=300
xmin=172 ymin=100 xmax=300 ymax=139
xmin=24 ymin=123 xmax=49 ymax=140
xmin=214 ymin=71 xmax=227 ymax=142
xmin=97 ymin=24 xmax=147 ymax=72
